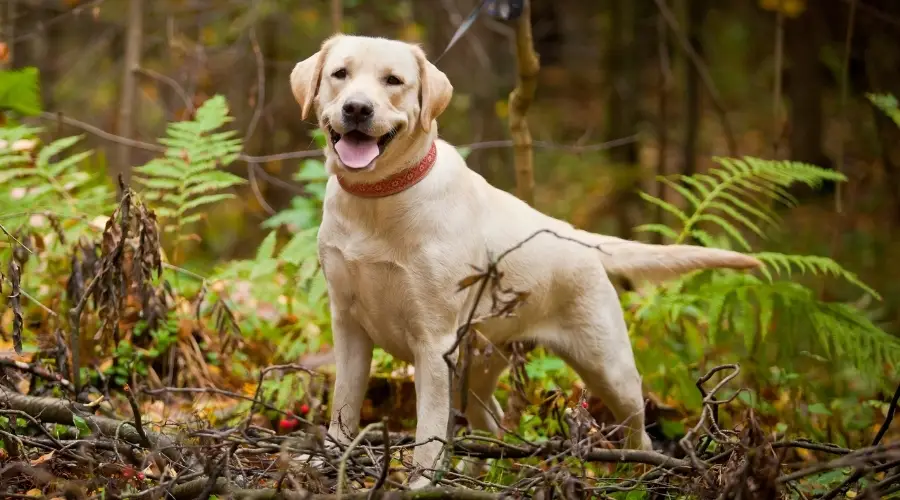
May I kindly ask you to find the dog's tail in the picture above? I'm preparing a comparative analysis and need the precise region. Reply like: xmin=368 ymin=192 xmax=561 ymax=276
xmin=581 ymin=232 xmax=763 ymax=284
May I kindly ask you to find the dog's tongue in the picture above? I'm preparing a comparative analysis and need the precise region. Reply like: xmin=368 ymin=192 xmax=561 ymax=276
xmin=335 ymin=134 xmax=379 ymax=169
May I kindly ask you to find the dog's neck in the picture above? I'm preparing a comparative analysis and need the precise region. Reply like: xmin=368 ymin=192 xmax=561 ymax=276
xmin=337 ymin=142 xmax=437 ymax=198
xmin=326 ymin=125 xmax=439 ymax=198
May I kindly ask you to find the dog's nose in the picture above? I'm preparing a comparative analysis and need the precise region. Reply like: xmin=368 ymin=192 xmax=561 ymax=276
xmin=342 ymin=98 xmax=374 ymax=123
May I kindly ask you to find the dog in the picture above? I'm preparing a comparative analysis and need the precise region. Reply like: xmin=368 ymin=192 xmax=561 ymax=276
xmin=289 ymin=34 xmax=761 ymax=488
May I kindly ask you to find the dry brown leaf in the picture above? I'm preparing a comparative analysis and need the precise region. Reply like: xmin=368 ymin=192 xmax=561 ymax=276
xmin=456 ymin=273 xmax=484 ymax=291
xmin=31 ymin=451 xmax=55 ymax=465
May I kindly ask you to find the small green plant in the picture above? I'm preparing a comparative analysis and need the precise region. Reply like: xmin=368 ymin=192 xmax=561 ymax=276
xmin=133 ymin=95 xmax=245 ymax=248
xmin=0 ymin=125 xmax=114 ymax=244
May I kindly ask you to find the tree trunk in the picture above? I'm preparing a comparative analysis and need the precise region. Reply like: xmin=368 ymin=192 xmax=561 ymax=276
xmin=115 ymin=0 xmax=144 ymax=193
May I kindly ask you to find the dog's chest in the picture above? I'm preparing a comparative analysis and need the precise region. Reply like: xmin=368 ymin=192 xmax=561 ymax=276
xmin=319 ymin=225 xmax=463 ymax=362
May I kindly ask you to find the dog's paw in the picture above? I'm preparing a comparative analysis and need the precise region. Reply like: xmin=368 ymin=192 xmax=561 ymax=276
xmin=291 ymin=439 xmax=341 ymax=473
xmin=407 ymin=475 xmax=433 ymax=490
xmin=454 ymin=456 xmax=487 ymax=479
xmin=292 ymin=452 xmax=330 ymax=471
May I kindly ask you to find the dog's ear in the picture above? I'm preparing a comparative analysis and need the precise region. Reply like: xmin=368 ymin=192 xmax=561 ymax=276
xmin=413 ymin=47 xmax=453 ymax=133
xmin=290 ymin=35 xmax=342 ymax=121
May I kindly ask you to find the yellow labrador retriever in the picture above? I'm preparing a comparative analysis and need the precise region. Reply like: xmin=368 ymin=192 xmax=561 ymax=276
xmin=290 ymin=34 xmax=760 ymax=488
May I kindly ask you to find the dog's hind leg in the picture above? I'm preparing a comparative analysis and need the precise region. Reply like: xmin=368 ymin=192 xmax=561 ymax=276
xmin=541 ymin=291 xmax=653 ymax=451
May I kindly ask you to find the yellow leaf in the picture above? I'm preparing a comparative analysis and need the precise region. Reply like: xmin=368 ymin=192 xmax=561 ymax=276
xmin=201 ymin=27 xmax=219 ymax=46
xmin=495 ymin=100 xmax=509 ymax=120
xmin=400 ymin=24 xmax=423 ymax=43
xmin=27 ymin=489 xmax=43 ymax=497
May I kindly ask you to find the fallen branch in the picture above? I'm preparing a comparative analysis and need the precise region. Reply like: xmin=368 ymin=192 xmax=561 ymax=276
xmin=0 ymin=358 xmax=76 ymax=393
xmin=0 ymin=386 xmax=187 ymax=467
xmin=170 ymin=477 xmax=503 ymax=500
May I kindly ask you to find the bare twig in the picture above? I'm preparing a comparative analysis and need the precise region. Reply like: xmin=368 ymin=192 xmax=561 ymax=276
xmin=872 ymin=380 xmax=900 ymax=447
xmin=134 ymin=66 xmax=194 ymax=115
xmin=245 ymin=27 xmax=266 ymax=144
xmin=123 ymin=383 xmax=150 ymax=448
xmin=337 ymin=422 xmax=384 ymax=497
xmin=369 ymin=418 xmax=392 ymax=498
xmin=0 ymin=358 xmax=75 ymax=392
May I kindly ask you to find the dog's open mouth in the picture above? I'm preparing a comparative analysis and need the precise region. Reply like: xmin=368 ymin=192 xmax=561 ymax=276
xmin=328 ymin=127 xmax=399 ymax=170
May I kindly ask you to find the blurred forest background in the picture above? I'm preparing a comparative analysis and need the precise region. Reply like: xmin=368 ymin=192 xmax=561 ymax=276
xmin=4 ymin=0 xmax=900 ymax=497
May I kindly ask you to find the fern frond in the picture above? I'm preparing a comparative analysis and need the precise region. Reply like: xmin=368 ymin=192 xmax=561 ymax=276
xmin=866 ymin=93 xmax=900 ymax=127
xmin=0 ymin=125 xmax=112 ymax=240
xmin=640 ymin=157 xmax=845 ymax=250
xmin=753 ymin=252 xmax=880 ymax=300
xmin=133 ymin=95 xmax=245 ymax=238
xmin=688 ymin=273 xmax=898 ymax=382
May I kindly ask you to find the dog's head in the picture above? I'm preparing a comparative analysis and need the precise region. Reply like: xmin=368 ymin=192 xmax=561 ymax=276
xmin=290 ymin=35 xmax=452 ymax=174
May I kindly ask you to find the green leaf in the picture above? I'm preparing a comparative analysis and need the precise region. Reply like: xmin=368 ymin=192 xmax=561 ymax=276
xmin=637 ymin=192 xmax=688 ymax=223
xmin=697 ymin=214 xmax=752 ymax=251
xmin=295 ymin=159 xmax=329 ymax=181
xmin=72 ymin=415 xmax=92 ymax=437
xmin=634 ymin=223 xmax=679 ymax=241
xmin=807 ymin=403 xmax=832 ymax=416
xmin=177 ymin=193 xmax=236 ymax=215
xmin=0 ymin=67 xmax=43 ymax=116
xmin=256 ymin=231 xmax=279 ymax=261
xmin=867 ymin=93 xmax=900 ymax=127
xmin=37 ymin=135 xmax=82 ymax=167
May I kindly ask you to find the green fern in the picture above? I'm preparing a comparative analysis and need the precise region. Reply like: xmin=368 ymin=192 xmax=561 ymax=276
xmin=133 ymin=95 xmax=245 ymax=239
xmin=753 ymin=252 xmax=880 ymax=299
xmin=634 ymin=156 xmax=875 ymax=297
xmin=637 ymin=156 xmax=846 ymax=248
xmin=867 ymin=92 xmax=900 ymax=127
xmin=696 ymin=272 xmax=900 ymax=371
xmin=0 ymin=124 xmax=113 ymax=241
xmin=627 ymin=155 xmax=895 ymax=402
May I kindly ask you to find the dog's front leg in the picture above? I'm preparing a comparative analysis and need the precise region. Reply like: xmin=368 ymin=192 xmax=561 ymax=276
xmin=408 ymin=337 xmax=457 ymax=489
xmin=327 ymin=309 xmax=374 ymax=445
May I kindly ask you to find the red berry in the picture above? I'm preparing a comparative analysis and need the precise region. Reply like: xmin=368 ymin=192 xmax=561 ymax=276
xmin=137 ymin=473 xmax=145 ymax=481
xmin=279 ymin=417 xmax=298 ymax=432
xmin=299 ymin=403 xmax=310 ymax=414
xmin=581 ymin=401 xmax=588 ymax=409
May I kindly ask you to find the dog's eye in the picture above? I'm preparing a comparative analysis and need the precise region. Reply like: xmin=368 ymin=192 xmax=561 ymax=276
xmin=385 ymin=75 xmax=403 ymax=86
xmin=331 ymin=68 xmax=348 ymax=79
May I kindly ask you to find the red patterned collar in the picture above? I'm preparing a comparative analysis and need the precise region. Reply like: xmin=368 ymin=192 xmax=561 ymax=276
xmin=337 ymin=142 xmax=437 ymax=198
